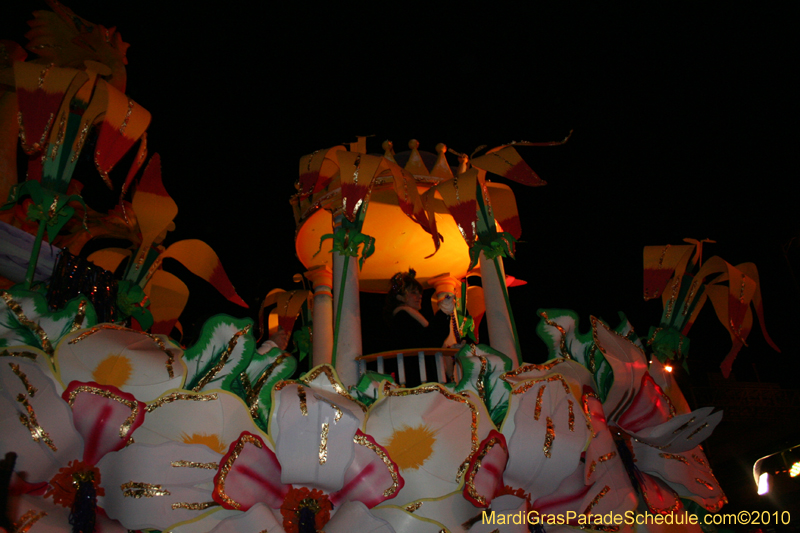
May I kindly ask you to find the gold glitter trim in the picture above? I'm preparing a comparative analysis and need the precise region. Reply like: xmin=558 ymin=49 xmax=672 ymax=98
xmin=543 ymin=417 xmax=555 ymax=458
xmin=658 ymin=452 xmax=689 ymax=465
xmin=539 ymin=311 xmax=572 ymax=359
xmin=692 ymin=453 xmax=707 ymax=467
xmin=353 ymin=433 xmax=401 ymax=498
xmin=67 ymin=385 xmax=139 ymax=438
xmin=319 ymin=423 xmax=329 ymax=464
xmin=0 ymin=349 xmax=38 ymax=360
xmin=511 ymin=374 xmax=571 ymax=396
xmin=171 ymin=501 xmax=218 ymax=510
xmin=16 ymin=394 xmax=57 ymax=451
xmin=246 ymin=353 xmax=289 ymax=416
xmin=72 ymin=122 xmax=91 ymax=162
xmin=405 ymin=501 xmax=423 ymax=512
xmin=50 ymin=112 xmax=66 ymax=161
xmin=473 ymin=352 xmax=488 ymax=399
xmin=686 ymin=423 xmax=708 ymax=440
xmin=13 ymin=509 xmax=47 ymax=532
xmin=192 ymin=325 xmax=251 ymax=392
xmin=70 ymin=300 xmax=87 ymax=333
xmin=165 ymin=350 xmax=175 ymax=379
xmin=582 ymin=391 xmax=601 ymax=437
xmin=587 ymin=344 xmax=597 ymax=374
xmin=568 ymin=399 xmax=575 ymax=431
xmin=68 ymin=324 xmax=177 ymax=377
xmin=671 ymin=416 xmax=695 ymax=434
xmin=583 ymin=485 xmax=610 ymax=515
xmin=171 ymin=460 xmax=219 ymax=470
xmin=533 ymin=384 xmax=545 ymax=420
xmin=385 ymin=384 xmax=479 ymax=481
xmin=695 ymin=478 xmax=714 ymax=491
xmin=641 ymin=482 xmax=680 ymax=515
xmin=464 ymin=435 xmax=501 ymax=506
xmin=121 ymin=481 xmax=171 ymax=498
xmin=146 ymin=392 xmax=218 ymax=413
xmin=588 ymin=452 xmax=617 ymax=477
xmin=9 ymin=363 xmax=37 ymax=397
xmin=118 ymin=99 xmax=134 ymax=135
xmin=298 ymin=385 xmax=308 ymax=416
xmin=1 ymin=291 xmax=54 ymax=357
xmin=300 ymin=365 xmax=368 ymax=413
xmin=215 ymin=434 xmax=264 ymax=510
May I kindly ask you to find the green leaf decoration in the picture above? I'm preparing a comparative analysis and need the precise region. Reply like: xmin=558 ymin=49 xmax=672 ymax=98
xmin=0 ymin=288 xmax=97 ymax=362
xmin=231 ymin=346 xmax=297 ymax=433
xmin=448 ymin=343 xmax=512 ymax=428
xmin=536 ymin=309 xmax=643 ymax=403
xmin=349 ymin=371 xmax=395 ymax=407
xmin=292 ymin=325 xmax=312 ymax=362
xmin=182 ymin=314 xmax=256 ymax=392
xmin=116 ymin=280 xmax=154 ymax=331
xmin=646 ymin=325 xmax=690 ymax=366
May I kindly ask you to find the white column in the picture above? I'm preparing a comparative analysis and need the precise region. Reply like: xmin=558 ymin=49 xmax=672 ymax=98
xmin=479 ymin=251 xmax=520 ymax=367
xmin=331 ymin=214 xmax=362 ymax=386
xmin=305 ymin=265 xmax=333 ymax=368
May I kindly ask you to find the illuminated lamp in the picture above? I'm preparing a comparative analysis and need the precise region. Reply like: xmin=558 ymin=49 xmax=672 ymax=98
xmin=757 ymin=472 xmax=770 ymax=495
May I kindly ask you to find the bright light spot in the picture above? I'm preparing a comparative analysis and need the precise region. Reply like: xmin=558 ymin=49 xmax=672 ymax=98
xmin=758 ymin=472 xmax=770 ymax=495
xmin=791 ymin=461 xmax=800 ymax=478
xmin=664 ymin=365 xmax=673 ymax=373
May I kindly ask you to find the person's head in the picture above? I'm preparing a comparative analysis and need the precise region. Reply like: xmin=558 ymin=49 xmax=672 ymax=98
xmin=385 ymin=269 xmax=424 ymax=317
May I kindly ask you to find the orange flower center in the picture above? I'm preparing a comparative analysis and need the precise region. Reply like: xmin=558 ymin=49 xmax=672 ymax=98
xmin=281 ymin=486 xmax=332 ymax=533
xmin=45 ymin=460 xmax=105 ymax=508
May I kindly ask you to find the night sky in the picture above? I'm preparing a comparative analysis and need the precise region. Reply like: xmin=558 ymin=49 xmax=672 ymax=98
xmin=4 ymin=3 xmax=798 ymax=387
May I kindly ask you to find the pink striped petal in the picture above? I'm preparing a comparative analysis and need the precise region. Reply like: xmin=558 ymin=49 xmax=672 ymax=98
xmin=62 ymin=382 xmax=145 ymax=466
xmin=213 ymin=432 xmax=288 ymax=511
xmin=617 ymin=374 xmax=674 ymax=433
xmin=329 ymin=430 xmax=403 ymax=508
xmin=463 ymin=430 xmax=508 ymax=507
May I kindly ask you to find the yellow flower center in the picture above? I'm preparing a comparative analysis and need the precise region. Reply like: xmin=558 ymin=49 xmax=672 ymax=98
xmin=384 ymin=424 xmax=436 ymax=471
xmin=180 ymin=432 xmax=226 ymax=454
xmin=92 ymin=354 xmax=133 ymax=388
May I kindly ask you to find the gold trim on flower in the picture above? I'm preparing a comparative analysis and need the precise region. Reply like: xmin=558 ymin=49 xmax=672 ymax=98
xmin=588 ymin=452 xmax=617 ymax=478
xmin=13 ymin=509 xmax=47 ymax=532
xmin=300 ymin=366 xmax=368 ymax=413
xmin=1 ymin=291 xmax=53 ymax=357
xmin=121 ymin=481 xmax=171 ymax=498
xmin=385 ymin=384 xmax=478 ymax=481
xmin=17 ymin=394 xmax=57 ymax=451
xmin=9 ymin=363 xmax=37 ymax=397
xmin=583 ymin=485 xmax=610 ymax=515
xmin=215 ymin=434 xmax=263 ymax=510
xmin=319 ymin=423 xmax=329 ymax=465
xmin=686 ymin=423 xmax=709 ymax=440
xmin=67 ymin=385 xmax=139 ymax=438
xmin=146 ymin=392 xmax=218 ymax=413
xmin=543 ymin=417 xmax=555 ymax=458
xmin=658 ymin=453 xmax=689 ymax=465
xmin=192 ymin=325 xmax=250 ymax=392
xmin=539 ymin=311 xmax=572 ymax=359
xmin=1 ymin=349 xmax=38 ymax=360
xmin=464 ymin=435 xmax=502 ymax=506
xmin=171 ymin=460 xmax=219 ymax=470
xmin=69 ymin=300 xmax=87 ymax=333
xmin=171 ymin=501 xmax=218 ymax=510
xmin=354 ymin=433 xmax=401 ymax=498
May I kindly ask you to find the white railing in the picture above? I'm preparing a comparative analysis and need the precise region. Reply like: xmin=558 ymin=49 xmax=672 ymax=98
xmin=357 ymin=348 xmax=460 ymax=386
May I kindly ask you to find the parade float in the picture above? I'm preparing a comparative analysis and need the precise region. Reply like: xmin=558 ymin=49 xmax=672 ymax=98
xmin=0 ymin=2 xmax=782 ymax=532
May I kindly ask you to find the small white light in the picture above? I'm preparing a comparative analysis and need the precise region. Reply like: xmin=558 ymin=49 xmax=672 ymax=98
xmin=791 ymin=461 xmax=800 ymax=478
xmin=664 ymin=365 xmax=673 ymax=373
xmin=757 ymin=472 xmax=770 ymax=495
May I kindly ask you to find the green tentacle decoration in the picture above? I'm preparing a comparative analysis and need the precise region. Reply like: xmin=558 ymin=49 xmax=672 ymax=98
xmin=314 ymin=205 xmax=375 ymax=368
xmin=2 ymin=181 xmax=87 ymax=289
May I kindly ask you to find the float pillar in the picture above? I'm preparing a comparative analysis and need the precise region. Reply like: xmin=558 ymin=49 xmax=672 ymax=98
xmin=305 ymin=265 xmax=334 ymax=368
xmin=331 ymin=213 xmax=362 ymax=386
xmin=479 ymin=251 xmax=521 ymax=367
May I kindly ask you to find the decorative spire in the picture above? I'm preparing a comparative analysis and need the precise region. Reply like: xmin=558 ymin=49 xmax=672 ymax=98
xmin=430 ymin=143 xmax=454 ymax=180
xmin=404 ymin=139 xmax=429 ymax=175
xmin=382 ymin=139 xmax=396 ymax=163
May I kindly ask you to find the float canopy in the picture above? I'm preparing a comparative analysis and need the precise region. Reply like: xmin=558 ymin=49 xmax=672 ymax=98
xmin=295 ymin=179 xmax=512 ymax=293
